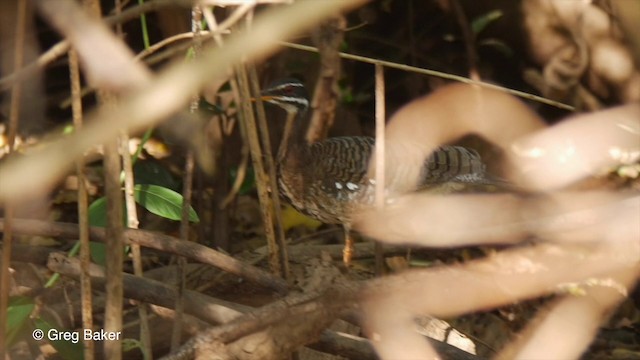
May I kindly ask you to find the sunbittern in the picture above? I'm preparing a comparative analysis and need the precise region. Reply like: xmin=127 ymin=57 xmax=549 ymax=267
xmin=260 ymin=78 xmax=493 ymax=264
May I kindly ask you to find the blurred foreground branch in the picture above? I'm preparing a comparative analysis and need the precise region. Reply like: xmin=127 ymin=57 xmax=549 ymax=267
xmin=0 ymin=0 xmax=368 ymax=203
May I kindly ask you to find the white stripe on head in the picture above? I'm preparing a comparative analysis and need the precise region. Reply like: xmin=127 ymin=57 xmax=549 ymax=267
xmin=271 ymin=82 xmax=304 ymax=91
xmin=277 ymin=96 xmax=309 ymax=108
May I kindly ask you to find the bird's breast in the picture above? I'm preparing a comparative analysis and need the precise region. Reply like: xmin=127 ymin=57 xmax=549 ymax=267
xmin=277 ymin=137 xmax=375 ymax=225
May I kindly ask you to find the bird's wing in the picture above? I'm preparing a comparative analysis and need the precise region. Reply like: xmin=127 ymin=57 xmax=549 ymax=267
xmin=307 ymin=136 xmax=375 ymax=193
xmin=419 ymin=145 xmax=488 ymax=186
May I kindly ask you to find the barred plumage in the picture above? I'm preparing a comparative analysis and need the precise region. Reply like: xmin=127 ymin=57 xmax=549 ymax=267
xmin=278 ymin=136 xmax=375 ymax=225
xmin=420 ymin=145 xmax=486 ymax=185
xmin=261 ymin=78 xmax=494 ymax=263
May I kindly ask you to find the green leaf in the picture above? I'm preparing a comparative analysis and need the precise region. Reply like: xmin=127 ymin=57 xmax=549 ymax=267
xmin=134 ymin=184 xmax=199 ymax=223
xmin=478 ymin=38 xmax=513 ymax=58
xmin=88 ymin=196 xmax=108 ymax=228
xmin=33 ymin=318 xmax=84 ymax=360
xmin=86 ymin=197 xmax=120 ymax=265
xmin=6 ymin=296 xmax=35 ymax=347
xmin=339 ymin=40 xmax=349 ymax=52
xmin=87 ymin=196 xmax=128 ymax=228
xmin=229 ymin=167 xmax=255 ymax=195
xmin=185 ymin=46 xmax=196 ymax=60
xmin=89 ymin=242 xmax=107 ymax=266
xmin=471 ymin=10 xmax=503 ymax=35
xmin=340 ymin=86 xmax=355 ymax=104
xmin=62 ymin=124 xmax=75 ymax=135
xmin=133 ymin=161 xmax=178 ymax=191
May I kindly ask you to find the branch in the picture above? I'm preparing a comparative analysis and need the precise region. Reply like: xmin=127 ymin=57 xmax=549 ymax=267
xmin=0 ymin=218 xmax=288 ymax=294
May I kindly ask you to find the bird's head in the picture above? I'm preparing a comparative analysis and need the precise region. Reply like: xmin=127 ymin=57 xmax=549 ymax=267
xmin=259 ymin=78 xmax=310 ymax=114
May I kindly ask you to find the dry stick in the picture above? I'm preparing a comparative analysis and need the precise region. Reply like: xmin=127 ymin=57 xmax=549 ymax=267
xmin=69 ymin=47 xmax=95 ymax=360
xmin=0 ymin=219 xmax=288 ymax=293
xmin=0 ymin=0 xmax=369 ymax=204
xmin=5 ymin=0 xmax=26 ymax=149
xmin=201 ymin=5 xmax=252 ymax=211
xmin=219 ymin=144 xmax=249 ymax=209
xmin=79 ymin=0 xmax=126 ymax=355
xmin=0 ymin=0 xmax=27 ymax=354
xmin=167 ymin=1 xmax=253 ymax=67
xmin=146 ymin=28 xmax=570 ymax=115
xmin=143 ymin=33 xmax=216 ymax=67
xmin=0 ymin=0 xmax=188 ymax=91
xmin=248 ymin=64 xmax=290 ymax=279
xmin=50 ymin=250 xmax=470 ymax=360
xmin=59 ymin=31 xmax=215 ymax=111
xmin=48 ymin=253 xmax=384 ymax=360
xmin=114 ymin=0 xmax=153 ymax=356
xmin=31 ymin=222 xmax=637 ymax=359
xmin=281 ymin=42 xmax=575 ymax=111
xmin=102 ymin=105 xmax=125 ymax=360
xmin=0 ymin=40 xmax=69 ymax=91
xmin=171 ymin=5 xmax=203 ymax=351
xmin=47 ymin=254 xmax=245 ymax=325
xmin=199 ymin=6 xmax=235 ymax=253
xmin=121 ymin=133 xmax=153 ymax=357
xmin=161 ymin=284 xmax=360 ymax=360
xmin=373 ymin=64 xmax=385 ymax=276
xmin=36 ymin=0 xmax=151 ymax=89
xmin=307 ymin=16 xmax=345 ymax=143
xmin=172 ymin=147 xmax=194 ymax=351
xmin=0 ymin=0 xmax=252 ymax=92
xmin=134 ymin=31 xmax=212 ymax=61
xmin=236 ymin=65 xmax=286 ymax=279
xmin=138 ymin=36 xmax=574 ymax=115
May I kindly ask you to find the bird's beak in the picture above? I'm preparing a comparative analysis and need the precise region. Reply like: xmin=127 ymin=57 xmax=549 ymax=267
xmin=253 ymin=95 xmax=275 ymax=103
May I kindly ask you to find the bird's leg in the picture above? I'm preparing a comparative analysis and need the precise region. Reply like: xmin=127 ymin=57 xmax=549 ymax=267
xmin=343 ymin=225 xmax=354 ymax=266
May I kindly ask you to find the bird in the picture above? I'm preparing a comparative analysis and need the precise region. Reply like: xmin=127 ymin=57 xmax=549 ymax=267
xmin=259 ymin=78 xmax=495 ymax=265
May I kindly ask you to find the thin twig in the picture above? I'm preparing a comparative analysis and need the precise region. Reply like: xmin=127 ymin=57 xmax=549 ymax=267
xmin=0 ymin=0 xmax=27 ymax=353
xmin=202 ymin=5 xmax=249 ymax=211
xmin=59 ymin=30 xmax=219 ymax=111
xmin=281 ymin=41 xmax=575 ymax=111
xmin=69 ymin=45 xmax=95 ymax=360
xmin=0 ymin=40 xmax=69 ymax=91
xmin=0 ymin=0 xmax=193 ymax=91
xmin=113 ymin=0 xmax=154 ymax=356
xmin=373 ymin=63 xmax=385 ymax=276
xmin=236 ymin=64 xmax=287 ymax=278
xmin=0 ymin=0 xmax=370 ymax=204
xmin=248 ymin=63 xmax=290 ymax=279
xmin=134 ymin=31 xmax=211 ymax=61
xmin=0 ymin=0 xmax=277 ymax=92
xmin=205 ymin=1 xmax=288 ymax=278
xmin=219 ymin=146 xmax=249 ymax=209
xmin=0 ymin=218 xmax=290 ymax=293
xmin=128 ymin=0 xmax=253 ymax=66
xmin=307 ymin=15 xmax=345 ymax=142
xmin=75 ymin=0 xmax=126 ymax=356
xmin=171 ymin=4 xmax=202 ymax=351
xmin=102 ymin=105 xmax=125 ymax=360
xmin=47 ymin=253 xmax=245 ymax=325
xmin=121 ymin=133 xmax=153 ymax=357
xmin=172 ymin=149 xmax=195 ymax=349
